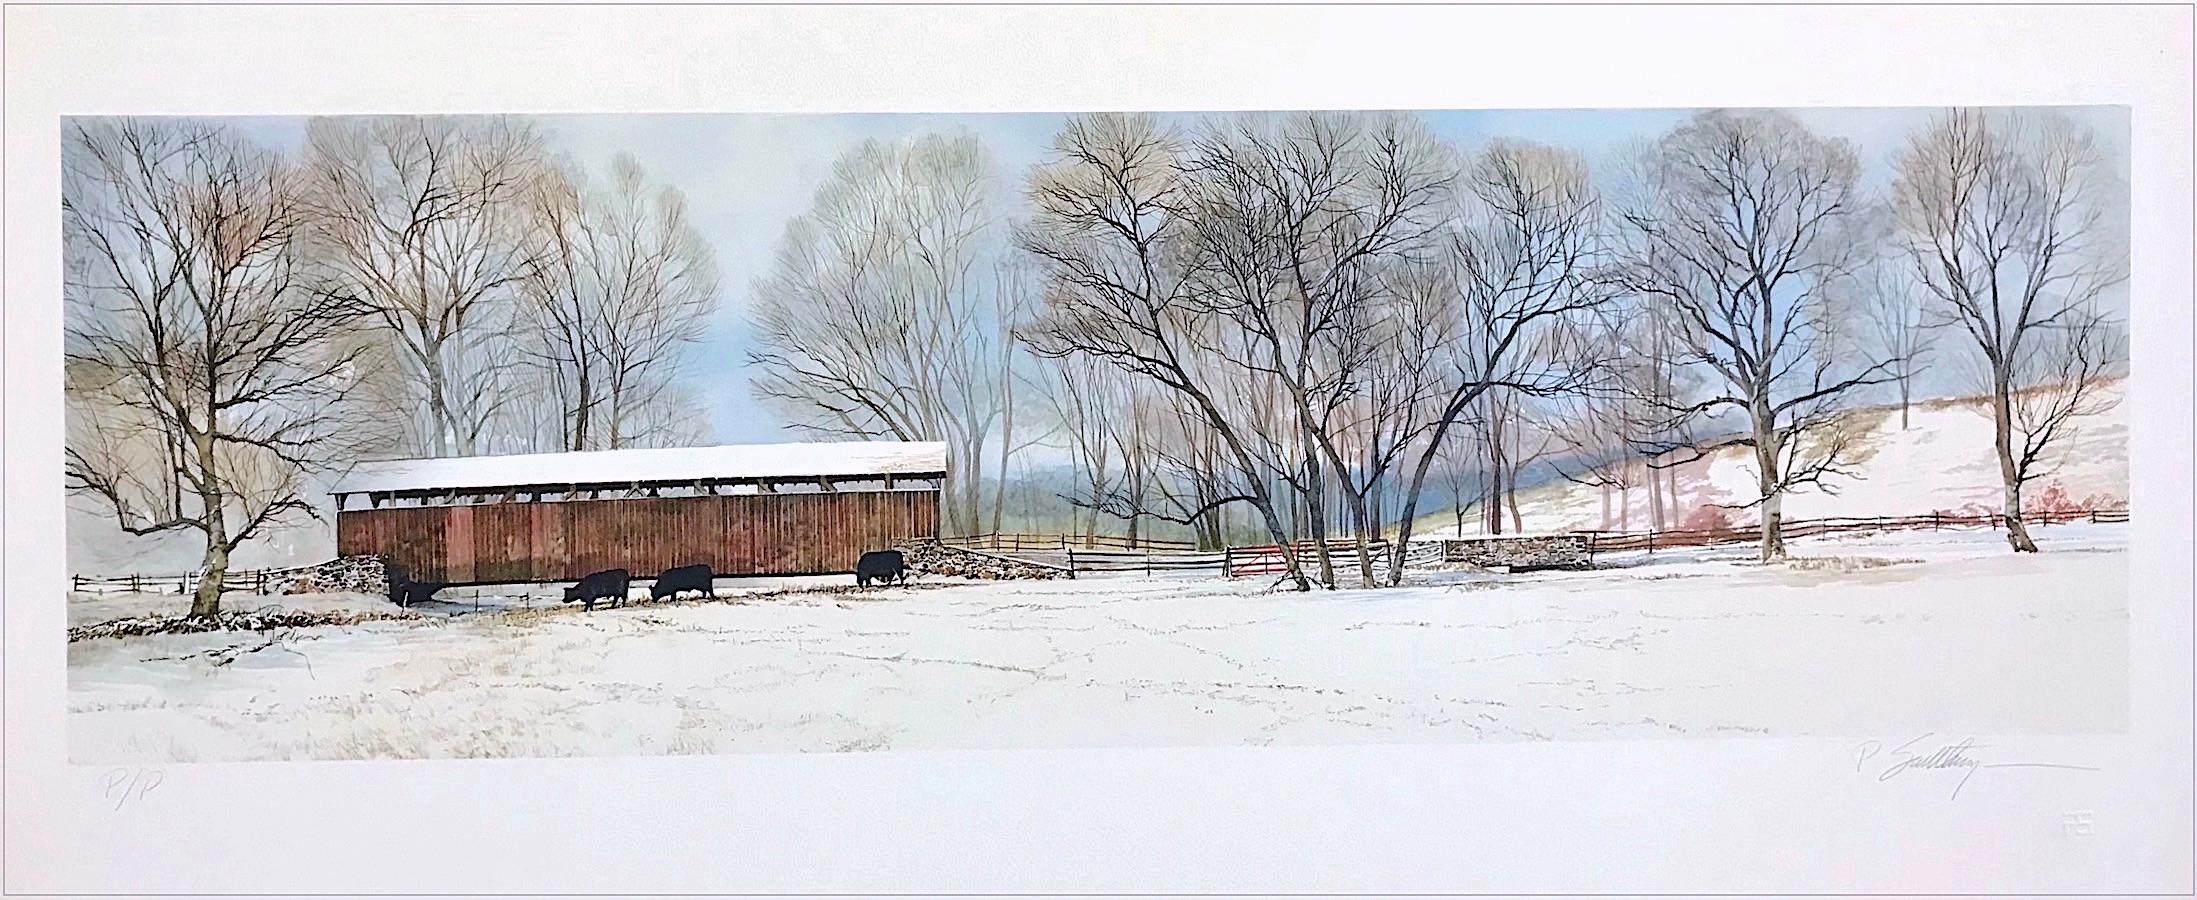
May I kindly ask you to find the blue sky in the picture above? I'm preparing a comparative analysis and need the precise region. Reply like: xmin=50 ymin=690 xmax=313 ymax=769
xmin=219 ymin=106 xmax=2130 ymax=445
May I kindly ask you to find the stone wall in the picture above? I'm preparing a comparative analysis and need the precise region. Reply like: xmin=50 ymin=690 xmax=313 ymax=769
xmin=896 ymin=539 xmax=1072 ymax=580
xmin=272 ymin=555 xmax=395 ymax=596
xmin=1440 ymin=534 xmax=1594 ymax=571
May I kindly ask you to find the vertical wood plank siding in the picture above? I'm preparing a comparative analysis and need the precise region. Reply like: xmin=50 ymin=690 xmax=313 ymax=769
xmin=335 ymin=491 xmax=940 ymax=583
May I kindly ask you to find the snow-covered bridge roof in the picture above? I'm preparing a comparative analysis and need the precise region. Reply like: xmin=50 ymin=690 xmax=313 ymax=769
xmin=329 ymin=441 xmax=949 ymax=497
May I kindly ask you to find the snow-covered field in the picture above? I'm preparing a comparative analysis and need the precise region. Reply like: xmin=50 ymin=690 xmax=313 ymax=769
xmin=68 ymin=523 xmax=2128 ymax=762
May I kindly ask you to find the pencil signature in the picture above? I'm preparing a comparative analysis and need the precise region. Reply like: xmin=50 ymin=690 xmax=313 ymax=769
xmin=1857 ymin=734 xmax=2097 ymax=800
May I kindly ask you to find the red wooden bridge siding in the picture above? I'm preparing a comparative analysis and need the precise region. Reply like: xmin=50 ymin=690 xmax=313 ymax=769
xmin=336 ymin=491 xmax=939 ymax=583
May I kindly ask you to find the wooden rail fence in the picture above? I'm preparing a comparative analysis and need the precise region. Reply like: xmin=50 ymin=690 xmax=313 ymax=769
xmin=1012 ymin=547 xmax=1230 ymax=575
xmin=1578 ymin=506 xmax=2128 ymax=554
xmin=1224 ymin=539 xmax=1402 ymax=578
xmin=69 ymin=567 xmax=290 ymax=596
xmin=942 ymin=532 xmax=1203 ymax=553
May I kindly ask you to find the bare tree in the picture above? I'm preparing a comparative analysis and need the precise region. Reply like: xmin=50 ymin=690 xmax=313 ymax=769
xmin=1387 ymin=139 xmax=1611 ymax=583
xmin=64 ymin=120 xmax=377 ymax=616
xmin=1892 ymin=108 xmax=2128 ymax=551
xmin=301 ymin=115 xmax=549 ymax=457
xmin=989 ymin=259 xmax=1053 ymax=533
xmin=1179 ymin=112 xmax=1456 ymax=587
xmin=1545 ymin=332 xmax=1643 ymax=532
xmin=1472 ymin=390 xmax=1561 ymax=534
xmin=1616 ymin=110 xmax=1891 ymax=561
xmin=748 ymin=133 xmax=1003 ymax=534
xmin=1019 ymin=113 xmax=1316 ymax=588
xmin=1036 ymin=353 xmax=1117 ymax=543
xmin=517 ymin=153 xmax=719 ymax=451
xmin=1856 ymin=259 xmax=1933 ymax=430
xmin=1432 ymin=422 xmax=1484 ymax=537
xmin=1546 ymin=299 xmax=1698 ymax=531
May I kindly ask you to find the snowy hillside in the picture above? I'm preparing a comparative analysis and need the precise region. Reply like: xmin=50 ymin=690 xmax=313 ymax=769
xmin=1426 ymin=379 xmax=2129 ymax=536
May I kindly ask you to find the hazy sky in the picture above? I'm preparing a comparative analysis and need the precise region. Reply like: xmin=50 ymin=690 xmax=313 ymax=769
xmin=219 ymin=106 xmax=2130 ymax=445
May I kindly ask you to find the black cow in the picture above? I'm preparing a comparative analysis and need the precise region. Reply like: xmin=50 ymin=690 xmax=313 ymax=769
xmin=855 ymin=550 xmax=908 ymax=587
xmin=395 ymin=581 xmax=446 ymax=607
xmin=384 ymin=561 xmax=411 ymax=606
xmin=563 ymin=568 xmax=632 ymax=612
xmin=651 ymin=564 xmax=714 ymax=602
xmin=384 ymin=562 xmax=443 ymax=607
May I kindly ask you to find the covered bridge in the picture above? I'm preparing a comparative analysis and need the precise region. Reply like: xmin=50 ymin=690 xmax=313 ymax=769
xmin=329 ymin=441 xmax=946 ymax=584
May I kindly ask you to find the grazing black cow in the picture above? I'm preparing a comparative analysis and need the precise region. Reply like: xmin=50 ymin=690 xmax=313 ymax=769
xmin=384 ymin=561 xmax=411 ymax=606
xmin=855 ymin=550 xmax=908 ymax=587
xmin=395 ymin=581 xmax=446 ymax=607
xmin=563 ymin=568 xmax=632 ymax=612
xmin=651 ymin=564 xmax=714 ymax=602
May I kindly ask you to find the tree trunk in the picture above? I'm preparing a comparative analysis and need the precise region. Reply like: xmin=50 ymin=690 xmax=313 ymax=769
xmin=1304 ymin=445 xmax=1335 ymax=588
xmin=1342 ymin=488 xmax=1378 ymax=588
xmin=1506 ymin=469 xmax=1524 ymax=533
xmin=424 ymin=348 xmax=455 ymax=457
xmin=606 ymin=377 xmax=627 ymax=450
xmin=1993 ymin=380 xmax=2039 ymax=552
xmin=189 ymin=432 xmax=228 ymax=618
xmin=971 ymin=439 xmax=988 ymax=538
xmin=1754 ymin=455 xmax=1787 ymax=562
xmin=1484 ymin=423 xmax=1506 ymax=536
xmin=1759 ymin=487 xmax=1787 ymax=561
xmin=992 ymin=391 xmax=1014 ymax=535
xmin=1753 ymin=403 xmax=1789 ymax=561
xmin=571 ymin=368 xmax=593 ymax=451
xmin=1666 ymin=461 xmax=1682 ymax=523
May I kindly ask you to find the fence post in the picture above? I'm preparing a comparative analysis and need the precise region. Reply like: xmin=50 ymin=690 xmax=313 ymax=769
xmin=1223 ymin=546 xmax=1233 ymax=578
xmin=1066 ymin=546 xmax=1075 ymax=574
xmin=130 ymin=573 xmax=141 ymax=593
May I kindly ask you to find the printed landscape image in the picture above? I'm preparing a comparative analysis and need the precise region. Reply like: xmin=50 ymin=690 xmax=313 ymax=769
xmin=63 ymin=107 xmax=2131 ymax=761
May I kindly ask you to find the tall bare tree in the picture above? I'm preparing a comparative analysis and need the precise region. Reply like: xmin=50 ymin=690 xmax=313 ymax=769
xmin=1019 ymin=113 xmax=1316 ymax=588
xmin=64 ymin=120 xmax=377 ymax=616
xmin=1387 ymin=139 xmax=1610 ymax=583
xmin=748 ymin=132 xmax=1003 ymax=534
xmin=1616 ymin=110 xmax=1890 ymax=561
xmin=1892 ymin=108 xmax=2127 ymax=552
xmin=1174 ymin=113 xmax=1456 ymax=586
xmin=518 ymin=153 xmax=719 ymax=451
xmin=989 ymin=259 xmax=1052 ymax=533
xmin=301 ymin=115 xmax=549 ymax=457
